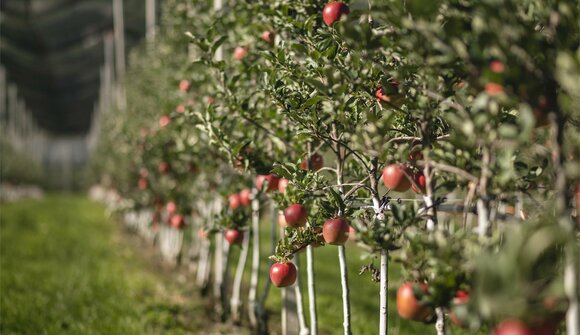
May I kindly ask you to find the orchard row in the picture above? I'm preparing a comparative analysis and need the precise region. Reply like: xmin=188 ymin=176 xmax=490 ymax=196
xmin=93 ymin=1 xmax=580 ymax=334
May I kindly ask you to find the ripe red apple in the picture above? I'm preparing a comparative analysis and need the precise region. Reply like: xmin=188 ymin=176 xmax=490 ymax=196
xmin=382 ymin=164 xmax=411 ymax=192
xmin=396 ymin=282 xmax=433 ymax=321
xmin=158 ymin=162 xmax=170 ymax=174
xmin=139 ymin=168 xmax=149 ymax=178
xmin=179 ymin=79 xmax=190 ymax=92
xmin=301 ymin=153 xmax=324 ymax=171
xmin=375 ymin=81 xmax=400 ymax=103
xmin=166 ymin=201 xmax=177 ymax=215
xmin=270 ymin=262 xmax=297 ymax=287
xmin=322 ymin=217 xmax=349 ymax=245
xmin=278 ymin=178 xmax=289 ymax=193
xmin=198 ymin=227 xmax=208 ymax=240
xmin=159 ymin=115 xmax=171 ymax=128
xmin=261 ymin=31 xmax=275 ymax=44
xmin=176 ymin=104 xmax=185 ymax=113
xmin=492 ymin=319 xmax=533 ymax=335
xmin=411 ymin=171 xmax=426 ymax=194
xmin=450 ymin=290 xmax=470 ymax=327
xmin=138 ymin=178 xmax=148 ymax=190
xmin=239 ymin=188 xmax=252 ymax=206
xmin=322 ymin=2 xmax=350 ymax=26
xmin=490 ymin=60 xmax=505 ymax=74
xmin=284 ymin=204 xmax=308 ymax=228
xmin=255 ymin=174 xmax=280 ymax=193
xmin=485 ymin=82 xmax=504 ymax=96
xmin=278 ymin=212 xmax=288 ymax=227
xmin=224 ymin=229 xmax=244 ymax=245
xmin=348 ymin=225 xmax=356 ymax=241
xmin=229 ymin=193 xmax=242 ymax=210
xmin=170 ymin=214 xmax=185 ymax=229
xmin=234 ymin=47 xmax=247 ymax=60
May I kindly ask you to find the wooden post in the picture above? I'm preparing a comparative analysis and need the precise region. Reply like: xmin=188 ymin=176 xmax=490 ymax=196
xmin=112 ymin=0 xmax=126 ymax=111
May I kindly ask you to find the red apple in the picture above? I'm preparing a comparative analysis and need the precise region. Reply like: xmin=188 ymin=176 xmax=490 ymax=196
xmin=348 ymin=225 xmax=356 ymax=241
xmin=485 ymin=82 xmax=504 ymax=96
xmin=375 ymin=81 xmax=400 ymax=103
xmin=158 ymin=162 xmax=170 ymax=174
xmin=301 ymin=153 xmax=324 ymax=171
xmin=224 ymin=229 xmax=244 ymax=245
xmin=284 ymin=204 xmax=308 ymax=228
xmin=139 ymin=168 xmax=149 ymax=178
xmin=492 ymin=319 xmax=533 ymax=335
xmin=278 ymin=178 xmax=289 ymax=193
xmin=278 ymin=212 xmax=288 ymax=227
xmin=270 ymin=262 xmax=297 ymax=287
xmin=138 ymin=178 xmax=148 ymax=190
xmin=166 ymin=201 xmax=177 ymax=215
xmin=382 ymin=164 xmax=411 ymax=192
xmin=239 ymin=188 xmax=252 ymax=206
xmin=234 ymin=47 xmax=247 ymax=60
xmin=261 ymin=31 xmax=275 ymax=44
xmin=170 ymin=214 xmax=185 ymax=229
xmin=396 ymin=282 xmax=433 ymax=321
xmin=179 ymin=79 xmax=190 ymax=92
xmin=322 ymin=2 xmax=350 ymax=26
xmin=229 ymin=193 xmax=242 ymax=210
xmin=176 ymin=104 xmax=185 ymax=113
xmin=198 ymin=228 xmax=208 ymax=240
xmin=322 ymin=217 xmax=349 ymax=245
xmin=450 ymin=290 xmax=470 ymax=327
xmin=411 ymin=171 xmax=426 ymax=194
xmin=490 ymin=60 xmax=505 ymax=74
xmin=159 ymin=115 xmax=171 ymax=128
xmin=255 ymin=174 xmax=280 ymax=192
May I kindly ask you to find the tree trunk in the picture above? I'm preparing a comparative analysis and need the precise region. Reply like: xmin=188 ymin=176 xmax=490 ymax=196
xmin=248 ymin=188 xmax=260 ymax=327
xmin=230 ymin=230 xmax=250 ymax=323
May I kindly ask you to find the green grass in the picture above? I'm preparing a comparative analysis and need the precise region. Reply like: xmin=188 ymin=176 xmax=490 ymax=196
xmin=0 ymin=196 xmax=483 ymax=334
xmin=0 ymin=196 xmax=213 ymax=335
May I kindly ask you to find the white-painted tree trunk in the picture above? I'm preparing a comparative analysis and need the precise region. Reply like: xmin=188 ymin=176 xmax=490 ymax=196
xmin=379 ymin=250 xmax=388 ymax=335
xmin=248 ymin=188 xmax=260 ymax=327
xmin=230 ymin=230 xmax=250 ymax=322
xmin=306 ymin=239 xmax=318 ymax=335
xmin=293 ymin=255 xmax=310 ymax=335
xmin=338 ymin=245 xmax=352 ymax=335
xmin=435 ymin=307 xmax=446 ymax=335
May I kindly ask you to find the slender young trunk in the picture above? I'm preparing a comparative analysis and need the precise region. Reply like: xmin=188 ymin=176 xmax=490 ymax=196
xmin=305 ymin=143 xmax=319 ymax=335
xmin=306 ymin=239 xmax=318 ymax=335
xmin=370 ymin=158 xmax=388 ymax=335
xmin=477 ymin=146 xmax=491 ymax=238
xmin=294 ymin=255 xmax=310 ymax=335
xmin=196 ymin=204 xmax=211 ymax=289
xmin=332 ymin=123 xmax=352 ymax=335
xmin=221 ymin=241 xmax=231 ymax=321
xmin=550 ymin=97 xmax=579 ymax=335
xmin=420 ymin=122 xmax=445 ymax=334
xmin=248 ymin=188 xmax=260 ymax=327
xmin=230 ymin=230 xmax=250 ymax=323
xmin=281 ymin=226 xmax=288 ymax=335
xmin=378 ymin=250 xmax=389 ymax=334
xmin=213 ymin=231 xmax=224 ymax=310
xmin=435 ymin=307 xmax=446 ymax=335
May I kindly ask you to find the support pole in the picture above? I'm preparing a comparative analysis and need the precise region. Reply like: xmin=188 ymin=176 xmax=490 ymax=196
xmin=112 ymin=0 xmax=126 ymax=111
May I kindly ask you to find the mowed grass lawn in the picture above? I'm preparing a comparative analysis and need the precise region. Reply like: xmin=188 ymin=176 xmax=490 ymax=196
xmin=0 ymin=196 xmax=483 ymax=335
xmin=0 ymin=196 xmax=236 ymax=335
